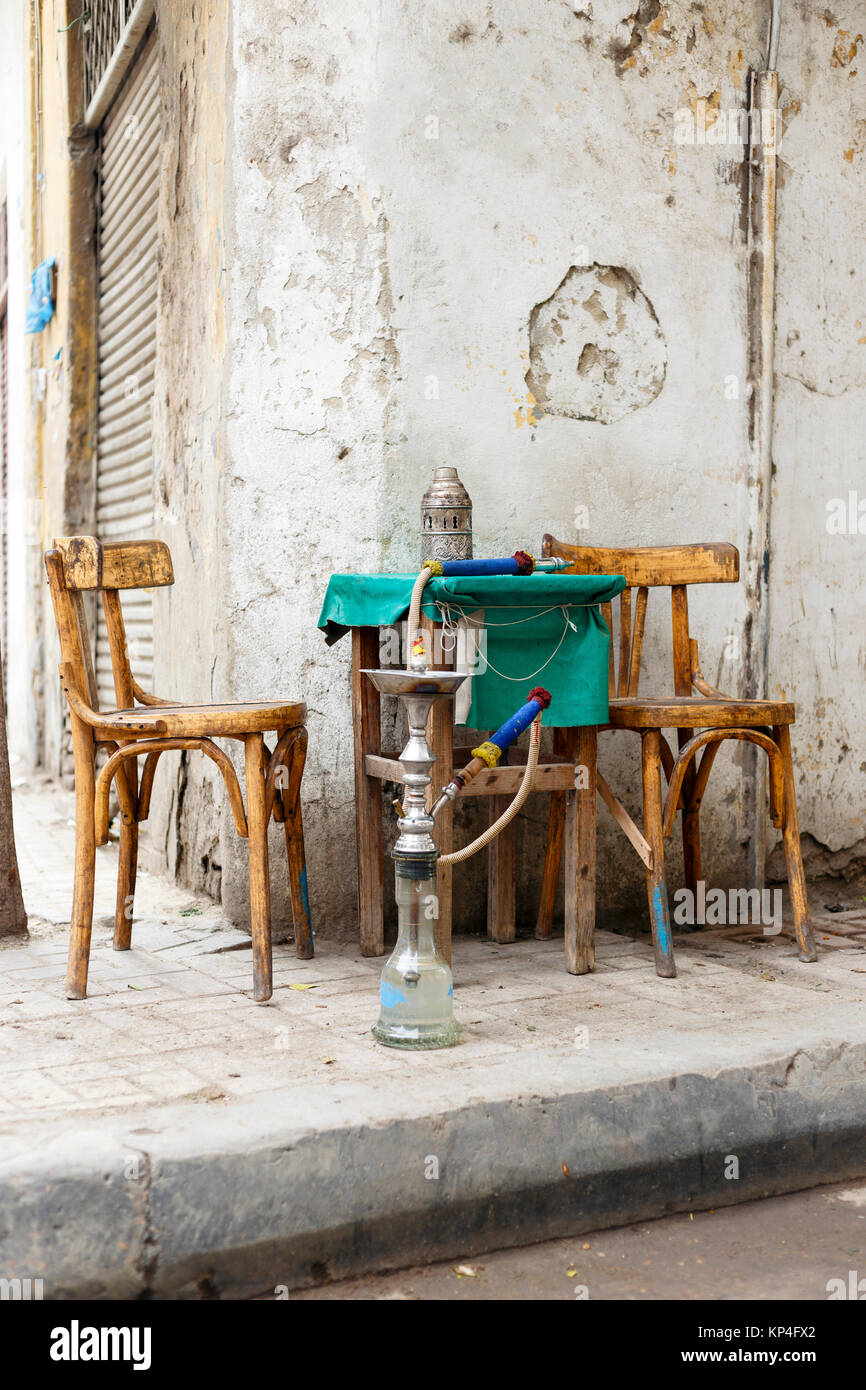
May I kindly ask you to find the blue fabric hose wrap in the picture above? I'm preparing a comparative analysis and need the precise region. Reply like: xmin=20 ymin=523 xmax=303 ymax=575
xmin=440 ymin=557 xmax=521 ymax=576
xmin=490 ymin=698 xmax=543 ymax=752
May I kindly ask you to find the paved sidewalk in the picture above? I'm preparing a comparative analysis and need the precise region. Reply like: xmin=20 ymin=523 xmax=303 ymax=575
xmin=2 ymin=777 xmax=866 ymax=1297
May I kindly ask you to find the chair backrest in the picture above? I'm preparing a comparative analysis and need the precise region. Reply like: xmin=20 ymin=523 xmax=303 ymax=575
xmin=541 ymin=537 xmax=739 ymax=699
xmin=44 ymin=537 xmax=174 ymax=713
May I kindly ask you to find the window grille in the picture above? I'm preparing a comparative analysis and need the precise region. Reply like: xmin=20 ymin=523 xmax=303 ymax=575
xmin=83 ymin=2 xmax=138 ymax=110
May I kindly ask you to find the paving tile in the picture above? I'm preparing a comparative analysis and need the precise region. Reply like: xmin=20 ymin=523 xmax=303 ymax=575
xmin=90 ymin=1010 xmax=206 ymax=1046
xmin=1 ymin=1069 xmax=81 ymax=1109
xmin=0 ymin=1016 xmax=140 ymax=1070
xmin=120 ymin=1060 xmax=221 ymax=1102
xmin=44 ymin=1063 xmax=148 ymax=1108
xmin=0 ymin=991 xmax=79 ymax=1020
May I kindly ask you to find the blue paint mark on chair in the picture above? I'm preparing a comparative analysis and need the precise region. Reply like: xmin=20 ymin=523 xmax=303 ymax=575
xmin=299 ymin=863 xmax=312 ymax=922
xmin=652 ymin=885 xmax=671 ymax=955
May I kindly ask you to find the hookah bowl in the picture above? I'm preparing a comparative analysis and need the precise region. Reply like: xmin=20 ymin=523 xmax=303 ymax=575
xmin=362 ymin=669 xmax=467 ymax=1049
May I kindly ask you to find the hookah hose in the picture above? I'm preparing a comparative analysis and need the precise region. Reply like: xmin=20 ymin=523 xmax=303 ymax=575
xmin=407 ymin=564 xmax=437 ymax=669
xmin=407 ymin=551 xmax=559 ymax=669
xmin=435 ymin=687 xmax=552 ymax=866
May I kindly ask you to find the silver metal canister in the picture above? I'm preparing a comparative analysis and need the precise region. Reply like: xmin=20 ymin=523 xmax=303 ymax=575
xmin=420 ymin=466 xmax=472 ymax=564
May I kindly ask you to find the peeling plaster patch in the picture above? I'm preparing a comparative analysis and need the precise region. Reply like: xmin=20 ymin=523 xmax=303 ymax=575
xmin=781 ymin=95 xmax=802 ymax=133
xmin=605 ymin=1 xmax=664 ymax=77
xmin=685 ymin=81 xmax=721 ymax=129
xmin=830 ymin=29 xmax=863 ymax=68
xmin=449 ymin=13 xmax=503 ymax=45
xmin=295 ymin=176 xmax=367 ymax=268
xmin=525 ymin=263 xmax=666 ymax=425
xmin=767 ymin=831 xmax=866 ymax=885
xmin=840 ymin=116 xmax=866 ymax=163
xmin=727 ymin=47 xmax=745 ymax=93
xmin=280 ymin=135 xmax=302 ymax=162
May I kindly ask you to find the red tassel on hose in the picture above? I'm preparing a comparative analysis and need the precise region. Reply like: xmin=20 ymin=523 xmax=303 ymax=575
xmin=528 ymin=686 xmax=552 ymax=710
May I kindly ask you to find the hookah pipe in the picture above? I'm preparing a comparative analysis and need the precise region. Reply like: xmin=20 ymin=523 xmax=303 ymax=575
xmin=366 ymin=553 xmax=560 ymax=1047
xmin=403 ymin=550 xmax=560 ymax=863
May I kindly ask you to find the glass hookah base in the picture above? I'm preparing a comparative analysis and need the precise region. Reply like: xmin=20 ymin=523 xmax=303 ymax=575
xmin=372 ymin=1019 xmax=462 ymax=1050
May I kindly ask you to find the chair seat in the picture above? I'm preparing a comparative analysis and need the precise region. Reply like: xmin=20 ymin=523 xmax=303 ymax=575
xmin=608 ymin=695 xmax=794 ymax=730
xmin=96 ymin=700 xmax=306 ymax=740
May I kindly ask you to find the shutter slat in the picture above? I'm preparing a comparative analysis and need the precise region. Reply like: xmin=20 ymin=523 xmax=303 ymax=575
xmin=98 ymin=187 xmax=160 ymax=279
xmin=99 ymin=255 xmax=157 ymax=317
xmin=99 ymin=316 xmax=158 ymax=376
xmin=99 ymin=339 xmax=157 ymax=392
xmin=100 ymin=41 xmax=160 ymax=141
xmin=98 ymin=232 xmax=158 ymax=297
xmin=100 ymin=138 xmax=160 ymax=227
xmin=99 ymin=280 xmax=158 ymax=343
xmin=96 ymin=412 xmax=152 ymax=448
xmin=100 ymin=89 xmax=160 ymax=184
xmin=100 ymin=154 xmax=160 ymax=235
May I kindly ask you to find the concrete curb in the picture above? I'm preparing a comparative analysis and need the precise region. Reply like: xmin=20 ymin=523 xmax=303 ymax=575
xmin=2 ymin=1037 xmax=866 ymax=1298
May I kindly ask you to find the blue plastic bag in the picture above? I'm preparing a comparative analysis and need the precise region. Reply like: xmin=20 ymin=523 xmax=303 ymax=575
xmin=25 ymin=257 xmax=56 ymax=333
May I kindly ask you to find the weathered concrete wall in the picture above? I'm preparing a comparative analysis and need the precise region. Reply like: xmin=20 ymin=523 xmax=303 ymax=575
xmin=144 ymin=3 xmax=233 ymax=899
xmin=765 ymin=4 xmax=866 ymax=886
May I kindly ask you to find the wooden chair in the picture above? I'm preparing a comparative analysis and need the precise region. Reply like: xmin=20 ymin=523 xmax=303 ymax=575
xmin=44 ymin=536 xmax=313 ymax=1003
xmin=540 ymin=537 xmax=818 ymax=977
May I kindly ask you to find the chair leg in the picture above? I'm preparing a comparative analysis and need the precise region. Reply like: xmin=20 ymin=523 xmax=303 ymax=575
xmin=536 ymin=728 xmax=568 ymax=940
xmin=677 ymin=732 xmax=703 ymax=898
xmin=352 ymin=627 xmax=384 ymax=957
xmin=487 ymin=795 xmax=517 ymax=943
xmin=114 ymin=755 xmax=139 ymax=950
xmin=66 ymin=723 xmax=97 ymax=1000
xmin=563 ymin=726 xmax=597 ymax=974
xmin=280 ymin=727 xmax=314 ymax=960
xmin=245 ymin=733 xmax=273 ymax=1002
xmin=114 ymin=818 xmax=138 ymax=951
xmin=641 ymin=729 xmax=676 ymax=978
xmin=682 ymin=805 xmax=703 ymax=898
xmin=773 ymin=724 xmax=818 ymax=963
xmin=536 ymin=790 xmax=565 ymax=939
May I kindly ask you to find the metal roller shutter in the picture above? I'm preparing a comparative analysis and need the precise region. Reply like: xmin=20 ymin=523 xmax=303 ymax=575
xmin=95 ymin=28 xmax=159 ymax=710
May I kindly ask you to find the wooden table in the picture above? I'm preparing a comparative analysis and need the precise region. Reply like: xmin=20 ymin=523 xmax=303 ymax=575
xmin=350 ymin=614 xmax=599 ymax=974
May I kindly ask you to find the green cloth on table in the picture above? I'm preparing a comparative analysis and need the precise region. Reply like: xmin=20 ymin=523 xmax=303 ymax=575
xmin=317 ymin=572 xmax=626 ymax=728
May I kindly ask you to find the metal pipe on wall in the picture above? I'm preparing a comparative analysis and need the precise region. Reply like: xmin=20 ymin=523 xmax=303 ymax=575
xmin=768 ymin=0 xmax=782 ymax=70
xmin=744 ymin=3 xmax=781 ymax=891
